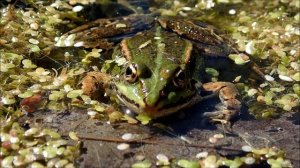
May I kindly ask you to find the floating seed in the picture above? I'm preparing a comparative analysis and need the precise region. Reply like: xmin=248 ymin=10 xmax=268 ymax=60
xmin=64 ymin=34 xmax=76 ymax=46
xmin=74 ymin=41 xmax=84 ymax=47
xmin=182 ymin=7 xmax=192 ymax=11
xmin=11 ymin=37 xmax=18 ymax=42
xmin=116 ymin=23 xmax=127 ymax=28
xmin=117 ymin=143 xmax=130 ymax=150
xmin=209 ymin=137 xmax=218 ymax=143
xmin=265 ymin=75 xmax=274 ymax=81
xmin=156 ymin=153 xmax=169 ymax=165
xmin=29 ymin=38 xmax=39 ymax=45
xmin=247 ymin=89 xmax=258 ymax=96
xmin=10 ymin=136 xmax=20 ymax=143
xmin=135 ymin=154 xmax=145 ymax=161
xmin=242 ymin=145 xmax=252 ymax=152
xmin=121 ymin=133 xmax=134 ymax=140
xmin=196 ymin=151 xmax=208 ymax=159
xmin=229 ymin=9 xmax=236 ymax=15
xmin=87 ymin=110 xmax=97 ymax=116
xmin=25 ymin=128 xmax=39 ymax=136
xmin=244 ymin=157 xmax=255 ymax=165
xmin=245 ymin=41 xmax=255 ymax=55
xmin=30 ymin=22 xmax=39 ymax=30
xmin=180 ymin=136 xmax=192 ymax=144
xmin=279 ymin=75 xmax=293 ymax=81
xmin=213 ymin=133 xmax=224 ymax=139
xmin=72 ymin=5 xmax=83 ymax=12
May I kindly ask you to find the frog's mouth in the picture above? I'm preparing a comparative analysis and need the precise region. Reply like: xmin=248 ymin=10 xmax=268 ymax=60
xmin=116 ymin=93 xmax=202 ymax=118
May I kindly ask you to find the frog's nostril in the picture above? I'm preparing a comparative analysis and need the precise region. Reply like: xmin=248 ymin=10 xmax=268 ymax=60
xmin=160 ymin=90 xmax=166 ymax=97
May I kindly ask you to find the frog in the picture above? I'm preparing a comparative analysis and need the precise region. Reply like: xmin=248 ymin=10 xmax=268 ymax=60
xmin=65 ymin=14 xmax=263 ymax=122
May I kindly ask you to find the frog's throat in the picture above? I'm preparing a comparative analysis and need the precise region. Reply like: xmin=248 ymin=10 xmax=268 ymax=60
xmin=116 ymin=93 xmax=203 ymax=118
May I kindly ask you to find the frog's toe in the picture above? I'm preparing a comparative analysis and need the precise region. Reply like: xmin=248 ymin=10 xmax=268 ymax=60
xmin=205 ymin=98 xmax=241 ymax=122
xmin=202 ymin=82 xmax=241 ymax=122
xmin=203 ymin=109 xmax=238 ymax=122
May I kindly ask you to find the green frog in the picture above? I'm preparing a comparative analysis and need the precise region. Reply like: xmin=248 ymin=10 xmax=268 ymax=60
xmin=67 ymin=14 xmax=261 ymax=122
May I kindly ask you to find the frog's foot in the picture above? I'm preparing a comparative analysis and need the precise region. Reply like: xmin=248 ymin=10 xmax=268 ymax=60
xmin=82 ymin=72 xmax=111 ymax=100
xmin=202 ymin=82 xmax=241 ymax=122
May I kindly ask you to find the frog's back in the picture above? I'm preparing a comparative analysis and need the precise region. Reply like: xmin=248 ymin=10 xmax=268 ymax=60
xmin=121 ymin=26 xmax=193 ymax=73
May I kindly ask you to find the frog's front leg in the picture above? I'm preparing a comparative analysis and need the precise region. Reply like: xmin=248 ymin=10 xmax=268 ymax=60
xmin=201 ymin=82 xmax=241 ymax=122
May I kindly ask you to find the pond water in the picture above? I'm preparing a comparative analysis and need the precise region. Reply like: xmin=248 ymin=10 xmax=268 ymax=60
xmin=0 ymin=0 xmax=299 ymax=167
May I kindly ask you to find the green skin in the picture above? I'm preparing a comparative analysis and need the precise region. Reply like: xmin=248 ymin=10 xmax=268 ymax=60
xmin=109 ymin=26 xmax=203 ymax=118
xmin=78 ymin=16 xmax=246 ymax=120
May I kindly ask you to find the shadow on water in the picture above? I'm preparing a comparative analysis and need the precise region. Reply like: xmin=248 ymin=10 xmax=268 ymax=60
xmin=286 ymin=112 xmax=300 ymax=125
xmin=153 ymin=97 xmax=256 ymax=136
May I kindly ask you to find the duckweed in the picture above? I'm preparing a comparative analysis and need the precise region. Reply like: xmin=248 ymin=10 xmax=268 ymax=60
xmin=0 ymin=117 xmax=80 ymax=167
xmin=0 ymin=0 xmax=298 ymax=167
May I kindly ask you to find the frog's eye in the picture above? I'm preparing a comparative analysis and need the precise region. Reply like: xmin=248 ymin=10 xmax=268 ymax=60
xmin=125 ymin=64 xmax=138 ymax=83
xmin=173 ymin=69 xmax=186 ymax=88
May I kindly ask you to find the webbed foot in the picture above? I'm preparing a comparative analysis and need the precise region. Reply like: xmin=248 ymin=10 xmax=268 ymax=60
xmin=201 ymin=82 xmax=241 ymax=123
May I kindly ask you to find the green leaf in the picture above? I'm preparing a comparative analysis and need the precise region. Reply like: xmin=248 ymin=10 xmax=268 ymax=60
xmin=177 ymin=159 xmax=199 ymax=168
xmin=205 ymin=68 xmax=219 ymax=77
xmin=18 ymin=91 xmax=33 ymax=98
xmin=49 ymin=91 xmax=65 ymax=101
xmin=136 ymin=113 xmax=152 ymax=125
xmin=292 ymin=72 xmax=300 ymax=81
xmin=131 ymin=160 xmax=152 ymax=168
xmin=67 ymin=90 xmax=83 ymax=98
xmin=1 ymin=96 xmax=16 ymax=105
xmin=69 ymin=131 xmax=79 ymax=141
xmin=22 ymin=59 xmax=37 ymax=69
xmin=229 ymin=54 xmax=248 ymax=65
xmin=28 ymin=44 xmax=41 ymax=53
xmin=94 ymin=105 xmax=105 ymax=112
xmin=0 ymin=63 xmax=15 ymax=72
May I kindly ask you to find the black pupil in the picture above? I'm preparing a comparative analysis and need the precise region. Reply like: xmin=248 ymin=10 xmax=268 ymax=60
xmin=177 ymin=71 xmax=185 ymax=81
xmin=126 ymin=67 xmax=133 ymax=76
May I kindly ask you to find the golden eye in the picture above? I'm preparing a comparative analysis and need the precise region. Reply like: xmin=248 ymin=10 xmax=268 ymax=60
xmin=173 ymin=69 xmax=186 ymax=88
xmin=125 ymin=64 xmax=138 ymax=83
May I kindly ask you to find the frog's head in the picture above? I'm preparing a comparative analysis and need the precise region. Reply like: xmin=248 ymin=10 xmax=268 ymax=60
xmin=112 ymin=27 xmax=201 ymax=118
